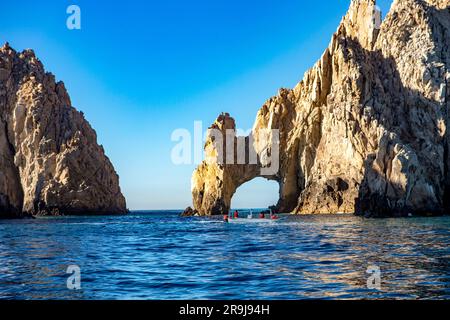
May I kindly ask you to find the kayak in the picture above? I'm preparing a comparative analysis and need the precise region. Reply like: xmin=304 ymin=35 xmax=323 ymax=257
xmin=227 ymin=218 xmax=277 ymax=223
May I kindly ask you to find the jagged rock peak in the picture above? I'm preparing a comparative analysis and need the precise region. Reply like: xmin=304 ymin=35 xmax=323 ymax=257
xmin=339 ymin=0 xmax=382 ymax=50
xmin=0 ymin=44 xmax=127 ymax=218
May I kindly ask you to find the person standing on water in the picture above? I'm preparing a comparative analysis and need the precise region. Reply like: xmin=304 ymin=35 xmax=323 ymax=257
xmin=234 ymin=210 xmax=239 ymax=219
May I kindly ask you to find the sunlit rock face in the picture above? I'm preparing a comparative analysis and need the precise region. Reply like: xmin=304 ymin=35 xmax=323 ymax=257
xmin=190 ymin=0 xmax=450 ymax=217
xmin=0 ymin=43 xmax=127 ymax=218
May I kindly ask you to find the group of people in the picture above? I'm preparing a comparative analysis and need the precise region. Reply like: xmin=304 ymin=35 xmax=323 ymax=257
xmin=223 ymin=209 xmax=278 ymax=222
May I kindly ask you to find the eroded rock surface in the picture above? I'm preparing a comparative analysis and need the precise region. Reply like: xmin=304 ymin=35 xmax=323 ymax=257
xmin=190 ymin=0 xmax=450 ymax=217
xmin=0 ymin=43 xmax=127 ymax=217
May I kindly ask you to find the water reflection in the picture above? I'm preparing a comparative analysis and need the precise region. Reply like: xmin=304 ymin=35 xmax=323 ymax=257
xmin=0 ymin=213 xmax=449 ymax=299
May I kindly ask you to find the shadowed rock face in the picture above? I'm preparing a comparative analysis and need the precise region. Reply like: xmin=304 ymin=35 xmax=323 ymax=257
xmin=0 ymin=43 xmax=127 ymax=218
xmin=190 ymin=0 xmax=450 ymax=217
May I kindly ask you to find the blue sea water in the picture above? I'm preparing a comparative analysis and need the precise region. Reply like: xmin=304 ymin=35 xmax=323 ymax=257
xmin=0 ymin=211 xmax=449 ymax=300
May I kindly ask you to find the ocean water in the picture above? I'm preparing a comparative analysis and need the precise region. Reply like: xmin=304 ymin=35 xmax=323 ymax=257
xmin=0 ymin=211 xmax=449 ymax=300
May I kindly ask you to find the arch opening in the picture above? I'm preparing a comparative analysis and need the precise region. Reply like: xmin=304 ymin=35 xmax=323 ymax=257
xmin=231 ymin=177 xmax=280 ymax=211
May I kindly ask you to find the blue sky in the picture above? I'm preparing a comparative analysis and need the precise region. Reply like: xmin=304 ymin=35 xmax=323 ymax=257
xmin=0 ymin=0 xmax=392 ymax=210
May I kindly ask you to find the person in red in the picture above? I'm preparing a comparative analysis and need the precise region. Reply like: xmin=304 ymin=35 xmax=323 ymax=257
xmin=234 ymin=210 xmax=239 ymax=219
xmin=223 ymin=214 xmax=229 ymax=223
xmin=259 ymin=212 xmax=265 ymax=219
xmin=270 ymin=213 xmax=278 ymax=220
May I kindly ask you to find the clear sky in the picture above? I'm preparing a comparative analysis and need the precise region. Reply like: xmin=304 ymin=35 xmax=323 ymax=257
xmin=0 ymin=0 xmax=392 ymax=210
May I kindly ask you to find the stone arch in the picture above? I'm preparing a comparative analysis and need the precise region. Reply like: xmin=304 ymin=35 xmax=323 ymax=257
xmin=230 ymin=177 xmax=280 ymax=210
xmin=191 ymin=113 xmax=303 ymax=215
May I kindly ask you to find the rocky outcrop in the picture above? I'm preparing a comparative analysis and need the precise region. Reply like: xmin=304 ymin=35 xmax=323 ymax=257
xmin=180 ymin=206 xmax=198 ymax=217
xmin=190 ymin=0 xmax=450 ymax=217
xmin=0 ymin=43 xmax=127 ymax=218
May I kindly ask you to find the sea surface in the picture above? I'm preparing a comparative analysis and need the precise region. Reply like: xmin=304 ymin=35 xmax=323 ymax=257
xmin=0 ymin=211 xmax=449 ymax=300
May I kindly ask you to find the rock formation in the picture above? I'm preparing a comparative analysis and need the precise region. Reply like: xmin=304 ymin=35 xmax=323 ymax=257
xmin=190 ymin=0 xmax=450 ymax=217
xmin=0 ymin=43 xmax=127 ymax=218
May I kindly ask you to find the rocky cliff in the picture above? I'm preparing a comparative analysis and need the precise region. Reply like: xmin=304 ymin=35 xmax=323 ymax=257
xmin=0 ymin=43 xmax=127 ymax=218
xmin=190 ymin=0 xmax=450 ymax=217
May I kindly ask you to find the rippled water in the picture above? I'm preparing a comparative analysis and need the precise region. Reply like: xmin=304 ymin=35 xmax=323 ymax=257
xmin=0 ymin=211 xmax=449 ymax=300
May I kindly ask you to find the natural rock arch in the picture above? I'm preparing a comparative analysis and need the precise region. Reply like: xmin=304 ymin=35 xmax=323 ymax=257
xmin=191 ymin=113 xmax=301 ymax=215
xmin=230 ymin=177 xmax=281 ymax=211
xmin=189 ymin=0 xmax=450 ymax=217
